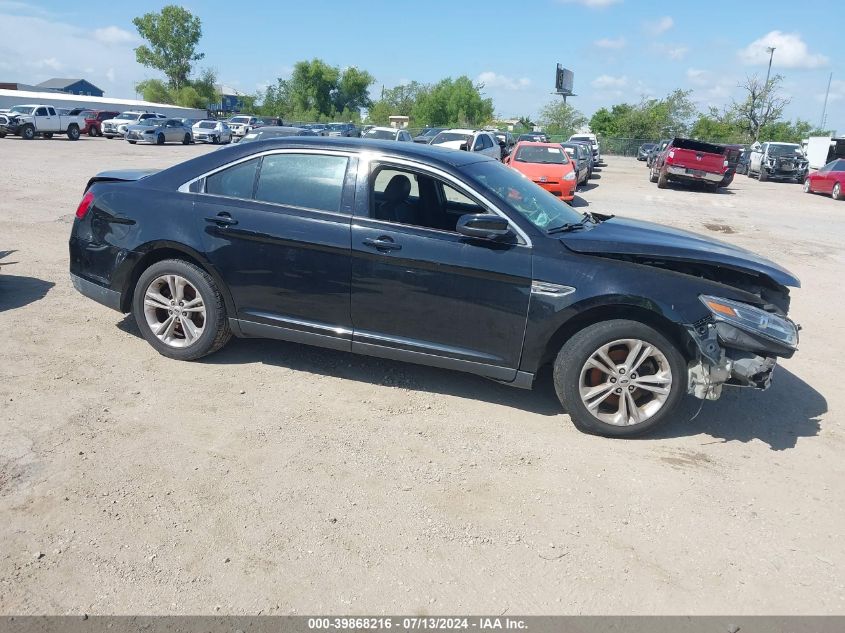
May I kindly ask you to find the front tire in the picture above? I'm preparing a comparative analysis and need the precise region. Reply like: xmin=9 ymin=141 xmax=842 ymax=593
xmin=183 ymin=133 xmax=191 ymax=145
xmin=21 ymin=124 xmax=35 ymax=140
xmin=649 ymin=166 xmax=658 ymax=183
xmin=553 ymin=320 xmax=687 ymax=438
xmin=833 ymin=182 xmax=843 ymax=201
xmin=759 ymin=168 xmax=768 ymax=181
xmin=803 ymin=178 xmax=812 ymax=194
xmin=156 ymin=133 xmax=165 ymax=145
xmin=132 ymin=259 xmax=231 ymax=361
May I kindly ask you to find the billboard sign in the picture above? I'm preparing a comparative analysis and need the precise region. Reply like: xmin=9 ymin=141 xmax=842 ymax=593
xmin=555 ymin=64 xmax=574 ymax=96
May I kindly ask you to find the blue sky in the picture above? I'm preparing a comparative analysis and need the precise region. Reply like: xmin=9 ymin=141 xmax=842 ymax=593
xmin=1 ymin=0 xmax=841 ymax=131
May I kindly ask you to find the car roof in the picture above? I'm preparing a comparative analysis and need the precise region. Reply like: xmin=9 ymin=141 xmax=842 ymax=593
xmin=448 ymin=128 xmax=479 ymax=134
xmin=367 ymin=126 xmax=398 ymax=132
xmin=516 ymin=141 xmax=563 ymax=148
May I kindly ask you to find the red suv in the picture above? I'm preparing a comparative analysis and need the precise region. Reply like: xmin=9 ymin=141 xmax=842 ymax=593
xmin=84 ymin=111 xmax=120 ymax=137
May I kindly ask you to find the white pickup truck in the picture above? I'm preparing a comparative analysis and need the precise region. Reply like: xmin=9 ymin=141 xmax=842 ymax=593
xmin=3 ymin=104 xmax=85 ymax=140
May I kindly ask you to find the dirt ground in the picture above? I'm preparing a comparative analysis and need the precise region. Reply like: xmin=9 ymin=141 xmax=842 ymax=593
xmin=1 ymin=137 xmax=843 ymax=615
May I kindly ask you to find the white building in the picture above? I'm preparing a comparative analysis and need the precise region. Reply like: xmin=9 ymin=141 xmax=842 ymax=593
xmin=0 ymin=88 xmax=207 ymax=119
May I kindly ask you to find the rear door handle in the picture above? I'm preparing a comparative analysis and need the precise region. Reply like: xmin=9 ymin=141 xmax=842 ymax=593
xmin=205 ymin=213 xmax=238 ymax=227
xmin=362 ymin=236 xmax=402 ymax=252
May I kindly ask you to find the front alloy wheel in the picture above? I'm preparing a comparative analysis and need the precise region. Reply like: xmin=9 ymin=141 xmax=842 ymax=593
xmin=554 ymin=320 xmax=686 ymax=437
xmin=833 ymin=183 xmax=843 ymax=201
xmin=803 ymin=178 xmax=812 ymax=193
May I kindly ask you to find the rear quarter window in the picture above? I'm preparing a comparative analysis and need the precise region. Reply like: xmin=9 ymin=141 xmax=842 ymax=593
xmin=205 ymin=158 xmax=260 ymax=199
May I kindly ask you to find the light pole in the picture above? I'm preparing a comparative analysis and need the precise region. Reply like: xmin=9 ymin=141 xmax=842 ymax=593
xmin=755 ymin=46 xmax=776 ymax=142
xmin=764 ymin=46 xmax=776 ymax=88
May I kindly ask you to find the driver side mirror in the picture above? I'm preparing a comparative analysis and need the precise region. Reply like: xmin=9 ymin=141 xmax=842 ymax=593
xmin=459 ymin=142 xmax=469 ymax=151
xmin=457 ymin=213 xmax=511 ymax=240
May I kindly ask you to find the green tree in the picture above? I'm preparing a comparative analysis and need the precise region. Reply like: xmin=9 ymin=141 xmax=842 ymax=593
xmin=288 ymin=59 xmax=340 ymax=117
xmin=367 ymin=81 xmax=427 ymax=125
xmin=538 ymin=100 xmax=586 ymax=137
xmin=412 ymin=76 xmax=493 ymax=127
xmin=731 ymin=74 xmax=790 ymax=142
xmin=333 ymin=67 xmax=375 ymax=113
xmin=133 ymin=5 xmax=204 ymax=90
xmin=689 ymin=107 xmax=744 ymax=142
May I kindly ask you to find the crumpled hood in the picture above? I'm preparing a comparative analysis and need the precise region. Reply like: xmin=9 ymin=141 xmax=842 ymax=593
xmin=560 ymin=217 xmax=800 ymax=287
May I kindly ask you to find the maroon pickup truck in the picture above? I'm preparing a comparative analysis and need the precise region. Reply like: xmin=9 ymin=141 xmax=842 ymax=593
xmin=649 ymin=137 xmax=729 ymax=189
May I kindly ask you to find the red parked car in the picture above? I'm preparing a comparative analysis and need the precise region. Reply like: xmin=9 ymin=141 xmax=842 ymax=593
xmin=804 ymin=158 xmax=845 ymax=200
xmin=503 ymin=141 xmax=577 ymax=201
xmin=649 ymin=137 xmax=728 ymax=189
xmin=83 ymin=110 xmax=120 ymax=137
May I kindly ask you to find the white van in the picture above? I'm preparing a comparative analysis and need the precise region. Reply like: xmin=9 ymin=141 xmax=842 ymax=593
xmin=569 ymin=133 xmax=602 ymax=165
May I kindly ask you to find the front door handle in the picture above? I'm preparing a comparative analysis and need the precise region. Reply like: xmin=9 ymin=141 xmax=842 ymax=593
xmin=362 ymin=236 xmax=402 ymax=252
xmin=205 ymin=213 xmax=238 ymax=227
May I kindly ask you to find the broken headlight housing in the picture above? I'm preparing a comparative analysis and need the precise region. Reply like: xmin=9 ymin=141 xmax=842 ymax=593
xmin=700 ymin=295 xmax=798 ymax=349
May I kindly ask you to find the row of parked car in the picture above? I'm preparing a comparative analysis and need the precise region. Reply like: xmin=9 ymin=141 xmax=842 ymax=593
xmin=637 ymin=137 xmax=844 ymax=200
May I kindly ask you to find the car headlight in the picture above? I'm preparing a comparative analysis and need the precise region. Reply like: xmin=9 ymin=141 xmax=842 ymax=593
xmin=700 ymin=295 xmax=798 ymax=348
xmin=564 ymin=171 xmax=576 ymax=181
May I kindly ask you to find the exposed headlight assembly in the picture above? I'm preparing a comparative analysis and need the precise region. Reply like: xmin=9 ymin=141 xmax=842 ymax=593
xmin=700 ymin=295 xmax=798 ymax=349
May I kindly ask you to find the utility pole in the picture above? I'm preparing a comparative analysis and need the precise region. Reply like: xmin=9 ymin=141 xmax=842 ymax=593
xmin=820 ymin=72 xmax=833 ymax=131
xmin=754 ymin=46 xmax=776 ymax=142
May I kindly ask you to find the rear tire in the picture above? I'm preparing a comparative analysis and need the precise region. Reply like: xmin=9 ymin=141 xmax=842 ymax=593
xmin=67 ymin=124 xmax=80 ymax=141
xmin=657 ymin=170 xmax=668 ymax=188
xmin=553 ymin=319 xmax=687 ymax=438
xmin=833 ymin=182 xmax=843 ymax=201
xmin=132 ymin=259 xmax=231 ymax=361
xmin=88 ymin=127 xmax=97 ymax=137
xmin=649 ymin=166 xmax=658 ymax=183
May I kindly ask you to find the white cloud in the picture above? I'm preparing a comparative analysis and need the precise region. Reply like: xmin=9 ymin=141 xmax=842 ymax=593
xmin=738 ymin=31 xmax=828 ymax=69
xmin=0 ymin=10 xmax=142 ymax=97
xmin=644 ymin=16 xmax=674 ymax=35
xmin=666 ymin=46 xmax=688 ymax=60
xmin=557 ymin=0 xmax=622 ymax=7
xmin=592 ymin=74 xmax=628 ymax=89
xmin=476 ymin=71 xmax=531 ymax=91
xmin=93 ymin=25 xmax=136 ymax=46
xmin=686 ymin=68 xmax=709 ymax=86
xmin=594 ymin=37 xmax=626 ymax=49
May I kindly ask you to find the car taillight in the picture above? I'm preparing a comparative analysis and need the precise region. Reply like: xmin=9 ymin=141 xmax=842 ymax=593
xmin=75 ymin=191 xmax=95 ymax=219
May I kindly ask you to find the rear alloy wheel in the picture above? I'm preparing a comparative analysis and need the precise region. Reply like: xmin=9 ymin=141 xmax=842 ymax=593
xmin=554 ymin=320 xmax=687 ymax=437
xmin=67 ymin=124 xmax=80 ymax=141
xmin=88 ymin=127 xmax=97 ymax=137
xmin=657 ymin=170 xmax=669 ymax=189
xmin=132 ymin=259 xmax=230 ymax=360
xmin=833 ymin=182 xmax=843 ymax=201
xmin=803 ymin=178 xmax=812 ymax=193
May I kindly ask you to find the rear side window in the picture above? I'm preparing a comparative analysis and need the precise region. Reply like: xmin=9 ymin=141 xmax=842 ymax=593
xmin=205 ymin=158 xmax=260 ymax=199
xmin=255 ymin=154 xmax=348 ymax=212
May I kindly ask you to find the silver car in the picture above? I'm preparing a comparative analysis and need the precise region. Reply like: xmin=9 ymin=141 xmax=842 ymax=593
xmin=125 ymin=118 xmax=193 ymax=145
xmin=192 ymin=120 xmax=232 ymax=144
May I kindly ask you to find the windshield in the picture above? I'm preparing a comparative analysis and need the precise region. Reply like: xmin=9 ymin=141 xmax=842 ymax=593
xmin=229 ymin=116 xmax=250 ymax=124
xmin=198 ymin=121 xmax=217 ymax=129
xmin=769 ymin=144 xmax=802 ymax=157
xmin=465 ymin=161 xmax=582 ymax=231
xmin=364 ymin=129 xmax=396 ymax=140
xmin=117 ymin=112 xmax=140 ymax=120
xmin=570 ymin=136 xmax=593 ymax=143
xmin=10 ymin=106 xmax=36 ymax=115
xmin=515 ymin=146 xmax=567 ymax=164
xmin=431 ymin=132 xmax=471 ymax=144
xmin=327 ymin=123 xmax=345 ymax=130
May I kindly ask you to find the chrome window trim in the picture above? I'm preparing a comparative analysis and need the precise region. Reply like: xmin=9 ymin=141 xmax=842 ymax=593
xmin=357 ymin=152 xmax=533 ymax=248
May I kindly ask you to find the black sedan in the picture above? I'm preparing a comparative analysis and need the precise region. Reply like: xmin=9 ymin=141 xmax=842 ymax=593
xmin=413 ymin=127 xmax=444 ymax=144
xmin=69 ymin=138 xmax=800 ymax=437
xmin=239 ymin=126 xmax=317 ymax=143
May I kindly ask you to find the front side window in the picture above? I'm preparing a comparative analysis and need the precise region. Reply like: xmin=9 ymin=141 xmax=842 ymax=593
xmin=370 ymin=164 xmax=488 ymax=232
xmin=35 ymin=107 xmax=48 ymax=116
xmin=205 ymin=158 xmax=260 ymax=199
xmin=255 ymin=154 xmax=348 ymax=212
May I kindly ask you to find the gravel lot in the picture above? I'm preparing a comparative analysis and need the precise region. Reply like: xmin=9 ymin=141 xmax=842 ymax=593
xmin=1 ymin=136 xmax=843 ymax=615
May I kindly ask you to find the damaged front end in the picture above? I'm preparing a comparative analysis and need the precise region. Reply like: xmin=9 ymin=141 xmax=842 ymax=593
xmin=685 ymin=295 xmax=799 ymax=400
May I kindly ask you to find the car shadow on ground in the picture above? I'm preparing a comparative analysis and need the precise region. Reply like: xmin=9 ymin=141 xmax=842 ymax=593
xmin=652 ymin=367 xmax=825 ymax=450
xmin=0 ymin=260 xmax=55 ymax=312
xmin=117 ymin=316 xmax=826 ymax=446
xmin=570 ymin=196 xmax=589 ymax=208
xmin=662 ymin=181 xmax=736 ymax=195
xmin=116 ymin=315 xmax=564 ymax=415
